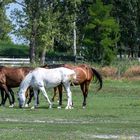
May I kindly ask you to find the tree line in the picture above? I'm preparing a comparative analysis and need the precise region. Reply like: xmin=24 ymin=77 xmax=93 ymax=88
xmin=0 ymin=0 xmax=140 ymax=65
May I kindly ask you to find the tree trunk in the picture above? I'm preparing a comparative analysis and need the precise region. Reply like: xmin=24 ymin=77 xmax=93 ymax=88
xmin=138 ymin=46 xmax=140 ymax=57
xmin=29 ymin=37 xmax=36 ymax=64
xmin=73 ymin=20 xmax=77 ymax=57
xmin=73 ymin=2 xmax=77 ymax=57
xmin=40 ymin=47 xmax=46 ymax=65
xmin=29 ymin=19 xmax=37 ymax=64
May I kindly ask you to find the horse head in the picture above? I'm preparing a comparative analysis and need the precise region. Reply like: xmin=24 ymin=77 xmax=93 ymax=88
xmin=18 ymin=91 xmax=26 ymax=108
xmin=68 ymin=73 xmax=76 ymax=84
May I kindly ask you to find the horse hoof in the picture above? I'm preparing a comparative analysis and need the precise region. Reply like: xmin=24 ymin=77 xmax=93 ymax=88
xmin=0 ymin=104 xmax=5 ymax=107
xmin=65 ymin=106 xmax=68 ymax=109
xmin=25 ymin=104 xmax=29 ymax=108
xmin=65 ymin=106 xmax=73 ymax=109
xmin=57 ymin=106 xmax=61 ymax=109
xmin=82 ymin=106 xmax=86 ymax=109
xmin=9 ymin=104 xmax=14 ymax=108
xmin=31 ymin=106 xmax=36 ymax=109
xmin=49 ymin=104 xmax=52 ymax=109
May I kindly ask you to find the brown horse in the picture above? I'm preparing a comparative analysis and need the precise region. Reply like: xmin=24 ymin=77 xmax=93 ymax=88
xmin=47 ymin=64 xmax=102 ymax=108
xmin=0 ymin=66 xmax=34 ymax=106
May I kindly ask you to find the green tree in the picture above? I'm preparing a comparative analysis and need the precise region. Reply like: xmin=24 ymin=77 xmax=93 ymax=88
xmin=0 ymin=0 xmax=12 ymax=42
xmin=83 ymin=0 xmax=120 ymax=65
xmin=37 ymin=1 xmax=60 ymax=64
xmin=112 ymin=0 xmax=139 ymax=58
xmin=12 ymin=0 xmax=59 ymax=64
xmin=53 ymin=0 xmax=82 ymax=56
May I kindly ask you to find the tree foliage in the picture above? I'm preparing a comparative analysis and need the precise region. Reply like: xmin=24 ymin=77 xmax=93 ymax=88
xmin=83 ymin=0 xmax=120 ymax=65
xmin=4 ymin=0 xmax=140 ymax=65
xmin=112 ymin=0 xmax=139 ymax=58
xmin=0 ymin=0 xmax=12 ymax=41
xmin=11 ymin=0 xmax=60 ymax=63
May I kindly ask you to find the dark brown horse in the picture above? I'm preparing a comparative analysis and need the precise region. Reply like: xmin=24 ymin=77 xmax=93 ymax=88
xmin=0 ymin=66 xmax=34 ymax=106
xmin=47 ymin=64 xmax=102 ymax=108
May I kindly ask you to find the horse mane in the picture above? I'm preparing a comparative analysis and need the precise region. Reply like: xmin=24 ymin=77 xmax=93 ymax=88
xmin=22 ymin=67 xmax=34 ymax=75
xmin=42 ymin=64 xmax=65 ymax=69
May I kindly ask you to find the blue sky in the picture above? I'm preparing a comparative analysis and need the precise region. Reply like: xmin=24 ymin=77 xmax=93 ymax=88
xmin=6 ymin=2 xmax=23 ymax=44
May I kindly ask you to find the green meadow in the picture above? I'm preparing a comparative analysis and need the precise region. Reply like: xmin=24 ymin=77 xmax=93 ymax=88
xmin=0 ymin=79 xmax=140 ymax=140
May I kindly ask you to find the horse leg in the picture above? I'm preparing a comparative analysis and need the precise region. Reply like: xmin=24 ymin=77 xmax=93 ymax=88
xmin=63 ymin=83 xmax=72 ymax=109
xmin=30 ymin=88 xmax=38 ymax=109
xmin=37 ymin=90 xmax=40 ymax=105
xmin=39 ymin=87 xmax=52 ymax=108
xmin=25 ymin=88 xmax=34 ymax=107
xmin=80 ymin=83 xmax=85 ymax=107
xmin=81 ymin=82 xmax=90 ymax=108
xmin=1 ymin=85 xmax=13 ymax=107
xmin=0 ymin=88 xmax=5 ymax=106
xmin=52 ymin=87 xmax=57 ymax=102
xmin=2 ymin=92 xmax=8 ymax=106
xmin=3 ymin=88 xmax=15 ymax=106
xmin=25 ymin=89 xmax=40 ymax=107
xmin=8 ymin=88 xmax=15 ymax=105
xmin=58 ymin=85 xmax=63 ymax=106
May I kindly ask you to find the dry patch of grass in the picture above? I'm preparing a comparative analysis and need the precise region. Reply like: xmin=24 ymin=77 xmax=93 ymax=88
xmin=99 ymin=65 xmax=140 ymax=80
xmin=123 ymin=66 xmax=140 ymax=80
xmin=100 ymin=66 xmax=118 ymax=78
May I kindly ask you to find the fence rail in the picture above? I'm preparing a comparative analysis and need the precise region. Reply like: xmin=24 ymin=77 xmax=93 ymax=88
xmin=0 ymin=58 xmax=30 ymax=66
xmin=0 ymin=55 xmax=84 ymax=66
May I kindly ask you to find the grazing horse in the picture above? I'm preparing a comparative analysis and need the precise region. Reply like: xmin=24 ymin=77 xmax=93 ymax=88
xmin=18 ymin=67 xmax=76 ymax=109
xmin=0 ymin=66 xmax=34 ymax=106
xmin=48 ymin=64 xmax=102 ymax=108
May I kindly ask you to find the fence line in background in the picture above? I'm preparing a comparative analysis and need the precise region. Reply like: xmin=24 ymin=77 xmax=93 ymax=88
xmin=0 ymin=55 xmax=84 ymax=66
xmin=0 ymin=58 xmax=30 ymax=66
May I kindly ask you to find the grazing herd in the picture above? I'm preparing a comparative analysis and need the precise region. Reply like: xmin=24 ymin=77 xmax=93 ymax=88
xmin=0 ymin=64 xmax=103 ymax=109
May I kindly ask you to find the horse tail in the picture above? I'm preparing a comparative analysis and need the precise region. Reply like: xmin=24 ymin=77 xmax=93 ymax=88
xmin=91 ymin=67 xmax=103 ymax=91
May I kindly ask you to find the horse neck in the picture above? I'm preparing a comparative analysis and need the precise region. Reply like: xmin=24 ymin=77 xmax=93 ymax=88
xmin=22 ymin=67 xmax=34 ymax=75
xmin=19 ymin=72 xmax=33 ymax=93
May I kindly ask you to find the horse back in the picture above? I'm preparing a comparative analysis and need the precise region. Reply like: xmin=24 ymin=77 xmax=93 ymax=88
xmin=1 ymin=66 xmax=33 ymax=87
xmin=63 ymin=64 xmax=93 ymax=83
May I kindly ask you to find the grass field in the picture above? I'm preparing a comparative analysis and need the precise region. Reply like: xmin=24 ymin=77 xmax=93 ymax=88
xmin=0 ymin=79 xmax=140 ymax=140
